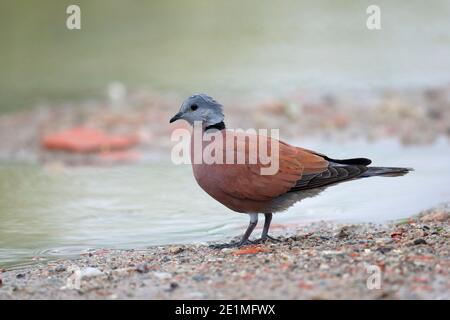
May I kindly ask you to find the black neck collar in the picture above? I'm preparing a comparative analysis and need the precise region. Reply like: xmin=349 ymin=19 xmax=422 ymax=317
xmin=204 ymin=121 xmax=226 ymax=131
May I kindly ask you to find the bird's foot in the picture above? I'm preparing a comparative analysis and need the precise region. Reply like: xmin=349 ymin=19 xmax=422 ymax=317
xmin=254 ymin=235 xmax=281 ymax=244
xmin=209 ymin=239 xmax=255 ymax=249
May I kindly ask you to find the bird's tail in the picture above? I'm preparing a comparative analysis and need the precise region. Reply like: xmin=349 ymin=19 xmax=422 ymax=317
xmin=361 ymin=166 xmax=413 ymax=178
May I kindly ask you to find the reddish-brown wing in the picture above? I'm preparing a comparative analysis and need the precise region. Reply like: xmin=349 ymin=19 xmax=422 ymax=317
xmin=207 ymin=131 xmax=329 ymax=201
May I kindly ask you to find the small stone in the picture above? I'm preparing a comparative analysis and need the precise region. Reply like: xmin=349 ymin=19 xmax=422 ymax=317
xmin=55 ymin=265 xmax=66 ymax=272
xmin=153 ymin=271 xmax=171 ymax=279
xmin=165 ymin=282 xmax=179 ymax=292
xmin=375 ymin=238 xmax=393 ymax=245
xmin=80 ymin=267 xmax=103 ymax=278
xmin=322 ymin=250 xmax=342 ymax=256
xmin=186 ymin=291 xmax=206 ymax=299
xmin=136 ymin=263 xmax=149 ymax=273
xmin=337 ymin=227 xmax=350 ymax=239
xmin=192 ymin=274 xmax=208 ymax=282
xmin=413 ymin=238 xmax=427 ymax=245
xmin=169 ymin=246 xmax=184 ymax=254
xmin=376 ymin=246 xmax=393 ymax=254
xmin=319 ymin=264 xmax=329 ymax=270
xmin=160 ymin=256 xmax=170 ymax=263
xmin=16 ymin=273 xmax=25 ymax=279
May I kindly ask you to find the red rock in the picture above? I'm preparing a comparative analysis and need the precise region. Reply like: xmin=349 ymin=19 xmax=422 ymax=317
xmin=390 ymin=231 xmax=403 ymax=238
xmin=298 ymin=280 xmax=314 ymax=290
xmin=42 ymin=127 xmax=138 ymax=153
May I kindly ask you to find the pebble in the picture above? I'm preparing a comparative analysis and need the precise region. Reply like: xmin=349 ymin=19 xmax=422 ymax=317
xmin=319 ymin=264 xmax=329 ymax=270
xmin=376 ymin=246 xmax=393 ymax=254
xmin=136 ymin=264 xmax=149 ymax=274
xmin=337 ymin=227 xmax=351 ymax=238
xmin=192 ymin=274 xmax=208 ymax=282
xmin=165 ymin=282 xmax=179 ymax=292
xmin=321 ymin=250 xmax=342 ymax=256
xmin=153 ymin=271 xmax=171 ymax=280
xmin=79 ymin=267 xmax=103 ymax=278
xmin=185 ymin=291 xmax=206 ymax=299
xmin=168 ymin=246 xmax=184 ymax=254
xmin=375 ymin=238 xmax=393 ymax=245
xmin=55 ymin=265 xmax=66 ymax=273
xmin=413 ymin=238 xmax=427 ymax=245
xmin=160 ymin=256 xmax=170 ymax=263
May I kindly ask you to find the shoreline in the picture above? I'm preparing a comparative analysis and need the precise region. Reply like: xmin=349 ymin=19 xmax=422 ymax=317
xmin=1 ymin=204 xmax=448 ymax=300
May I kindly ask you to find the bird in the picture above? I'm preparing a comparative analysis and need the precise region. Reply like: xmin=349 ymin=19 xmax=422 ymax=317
xmin=170 ymin=93 xmax=412 ymax=247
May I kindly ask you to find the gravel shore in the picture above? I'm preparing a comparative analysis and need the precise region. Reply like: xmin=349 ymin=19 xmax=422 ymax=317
xmin=0 ymin=205 xmax=448 ymax=300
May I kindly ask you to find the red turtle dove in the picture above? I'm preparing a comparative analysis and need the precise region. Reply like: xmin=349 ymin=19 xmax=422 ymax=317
xmin=170 ymin=94 xmax=412 ymax=247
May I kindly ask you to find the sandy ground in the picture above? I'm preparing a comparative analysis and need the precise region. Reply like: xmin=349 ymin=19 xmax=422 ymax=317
xmin=0 ymin=204 xmax=448 ymax=300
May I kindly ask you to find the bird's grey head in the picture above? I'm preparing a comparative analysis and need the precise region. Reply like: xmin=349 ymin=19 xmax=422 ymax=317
xmin=169 ymin=94 xmax=224 ymax=126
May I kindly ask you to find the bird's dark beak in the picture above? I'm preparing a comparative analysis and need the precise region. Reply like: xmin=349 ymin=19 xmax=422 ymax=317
xmin=169 ymin=112 xmax=183 ymax=123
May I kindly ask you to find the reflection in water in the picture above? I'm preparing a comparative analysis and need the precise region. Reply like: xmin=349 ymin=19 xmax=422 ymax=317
xmin=0 ymin=139 xmax=449 ymax=268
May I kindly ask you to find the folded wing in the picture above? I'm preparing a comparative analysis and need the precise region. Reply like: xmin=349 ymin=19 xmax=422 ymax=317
xmin=214 ymin=132 xmax=330 ymax=201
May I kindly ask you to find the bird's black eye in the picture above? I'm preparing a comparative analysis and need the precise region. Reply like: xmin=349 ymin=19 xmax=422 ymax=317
xmin=190 ymin=104 xmax=198 ymax=111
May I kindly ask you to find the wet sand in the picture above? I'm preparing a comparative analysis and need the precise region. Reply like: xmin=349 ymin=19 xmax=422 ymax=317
xmin=0 ymin=204 xmax=448 ymax=300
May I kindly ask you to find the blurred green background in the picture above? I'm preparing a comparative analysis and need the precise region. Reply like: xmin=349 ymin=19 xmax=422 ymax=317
xmin=1 ymin=0 xmax=449 ymax=112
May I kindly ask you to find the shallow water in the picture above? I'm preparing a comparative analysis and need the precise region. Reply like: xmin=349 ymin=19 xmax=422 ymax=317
xmin=0 ymin=138 xmax=449 ymax=268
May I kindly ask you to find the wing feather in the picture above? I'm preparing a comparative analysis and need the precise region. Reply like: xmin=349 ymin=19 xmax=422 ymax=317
xmin=199 ymin=131 xmax=370 ymax=201
xmin=212 ymin=131 xmax=328 ymax=201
